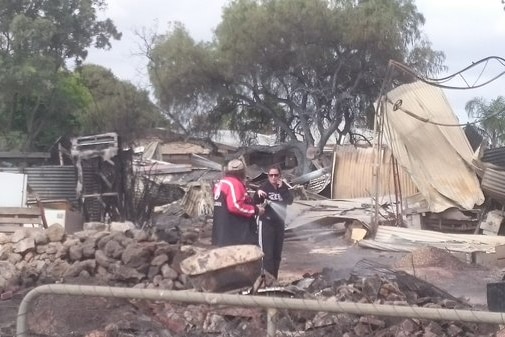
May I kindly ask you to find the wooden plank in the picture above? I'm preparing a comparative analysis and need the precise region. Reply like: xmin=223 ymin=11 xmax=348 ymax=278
xmin=0 ymin=207 xmax=41 ymax=216
xmin=0 ymin=225 xmax=40 ymax=233
xmin=0 ymin=151 xmax=50 ymax=159
xmin=0 ymin=217 xmax=42 ymax=224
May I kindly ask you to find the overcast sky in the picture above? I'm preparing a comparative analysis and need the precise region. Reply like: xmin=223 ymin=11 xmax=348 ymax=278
xmin=86 ymin=0 xmax=505 ymax=122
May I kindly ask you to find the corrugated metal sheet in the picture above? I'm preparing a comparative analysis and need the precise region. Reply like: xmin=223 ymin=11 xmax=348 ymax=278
xmin=360 ymin=226 xmax=505 ymax=253
xmin=286 ymin=199 xmax=375 ymax=229
xmin=481 ymin=168 xmax=505 ymax=203
xmin=383 ymin=81 xmax=484 ymax=212
xmin=160 ymin=142 xmax=210 ymax=155
xmin=332 ymin=145 xmax=418 ymax=199
xmin=481 ymin=147 xmax=505 ymax=168
xmin=0 ymin=166 xmax=77 ymax=204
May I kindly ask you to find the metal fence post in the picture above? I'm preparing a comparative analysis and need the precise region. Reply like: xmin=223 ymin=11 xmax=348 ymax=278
xmin=266 ymin=308 xmax=277 ymax=337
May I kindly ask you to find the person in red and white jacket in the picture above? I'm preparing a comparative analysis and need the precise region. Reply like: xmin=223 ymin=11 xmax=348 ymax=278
xmin=212 ymin=159 xmax=265 ymax=247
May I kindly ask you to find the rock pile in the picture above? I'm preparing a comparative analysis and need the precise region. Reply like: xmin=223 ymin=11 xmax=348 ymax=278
xmin=0 ymin=222 xmax=205 ymax=294
xmin=141 ymin=268 xmax=499 ymax=337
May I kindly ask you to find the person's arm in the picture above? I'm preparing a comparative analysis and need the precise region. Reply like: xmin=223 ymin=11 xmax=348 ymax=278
xmin=253 ymin=190 xmax=263 ymax=204
xmin=222 ymin=179 xmax=257 ymax=218
xmin=253 ymin=183 xmax=267 ymax=204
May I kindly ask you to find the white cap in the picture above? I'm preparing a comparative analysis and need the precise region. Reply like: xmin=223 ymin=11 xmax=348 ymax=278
xmin=226 ymin=159 xmax=245 ymax=171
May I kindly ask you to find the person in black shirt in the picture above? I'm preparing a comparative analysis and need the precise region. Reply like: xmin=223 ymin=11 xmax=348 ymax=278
xmin=253 ymin=165 xmax=293 ymax=279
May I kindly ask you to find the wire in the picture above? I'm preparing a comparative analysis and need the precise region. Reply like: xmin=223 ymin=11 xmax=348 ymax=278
xmin=384 ymin=58 xmax=505 ymax=127
xmin=390 ymin=57 xmax=505 ymax=90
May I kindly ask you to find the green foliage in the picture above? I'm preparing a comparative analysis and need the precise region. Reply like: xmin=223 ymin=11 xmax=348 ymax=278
xmin=147 ymin=23 xmax=218 ymax=135
xmin=148 ymin=0 xmax=445 ymax=152
xmin=77 ymin=64 xmax=166 ymax=145
xmin=0 ymin=0 xmax=121 ymax=150
xmin=466 ymin=96 xmax=505 ymax=148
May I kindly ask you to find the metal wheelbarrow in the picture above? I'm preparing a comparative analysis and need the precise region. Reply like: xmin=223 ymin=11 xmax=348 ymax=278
xmin=180 ymin=244 xmax=264 ymax=292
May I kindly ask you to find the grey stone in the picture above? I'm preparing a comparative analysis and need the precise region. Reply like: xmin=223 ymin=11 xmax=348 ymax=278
xmin=14 ymin=237 xmax=35 ymax=254
xmin=0 ymin=244 xmax=13 ymax=260
xmin=7 ymin=253 xmax=22 ymax=265
xmin=400 ymin=319 xmax=418 ymax=333
xmin=29 ymin=260 xmax=47 ymax=274
xmin=110 ymin=221 xmax=135 ymax=233
xmin=180 ymin=230 xmax=198 ymax=244
xmin=83 ymin=222 xmax=107 ymax=231
xmin=121 ymin=244 xmax=152 ymax=270
xmin=31 ymin=230 xmax=49 ymax=245
xmin=44 ymin=259 xmax=70 ymax=279
xmin=178 ymin=273 xmax=191 ymax=288
xmin=173 ymin=280 xmax=185 ymax=290
xmin=0 ymin=233 xmax=9 ymax=244
xmin=152 ymin=274 xmax=163 ymax=286
xmin=151 ymin=253 xmax=169 ymax=266
xmin=46 ymin=242 xmax=63 ymax=255
xmin=203 ymin=314 xmax=227 ymax=333
xmin=63 ymin=238 xmax=80 ymax=247
xmin=46 ymin=224 xmax=65 ymax=242
xmin=160 ymin=264 xmax=178 ymax=280
xmin=81 ymin=240 xmax=96 ymax=259
xmin=424 ymin=321 xmax=443 ymax=336
xmin=147 ymin=265 xmax=161 ymax=279
xmin=111 ymin=231 xmax=134 ymax=248
xmin=73 ymin=230 xmax=99 ymax=241
xmin=0 ymin=261 xmax=18 ymax=284
xmin=158 ymin=278 xmax=174 ymax=290
xmin=422 ymin=331 xmax=438 ymax=337
xmin=447 ymin=323 xmax=463 ymax=337
xmin=64 ymin=259 xmax=96 ymax=277
xmin=131 ymin=229 xmax=150 ymax=242
xmin=36 ymin=244 xmax=48 ymax=254
xmin=353 ymin=323 xmax=371 ymax=337
xmin=96 ymin=265 xmax=108 ymax=277
xmin=358 ymin=316 xmax=385 ymax=328
xmin=103 ymin=239 xmax=123 ymax=259
xmin=95 ymin=250 xmax=115 ymax=268
xmin=68 ymin=245 xmax=83 ymax=261
xmin=11 ymin=229 xmax=29 ymax=243
xmin=16 ymin=260 xmax=27 ymax=270
xmin=109 ymin=264 xmax=145 ymax=282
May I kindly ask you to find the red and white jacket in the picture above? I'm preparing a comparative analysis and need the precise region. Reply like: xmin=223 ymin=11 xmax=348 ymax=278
xmin=212 ymin=175 xmax=258 ymax=246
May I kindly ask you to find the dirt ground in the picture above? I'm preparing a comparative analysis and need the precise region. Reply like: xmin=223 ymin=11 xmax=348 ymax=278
xmin=0 ymin=232 xmax=504 ymax=336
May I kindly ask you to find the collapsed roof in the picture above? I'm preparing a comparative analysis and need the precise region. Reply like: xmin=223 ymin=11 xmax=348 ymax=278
xmin=382 ymin=81 xmax=484 ymax=213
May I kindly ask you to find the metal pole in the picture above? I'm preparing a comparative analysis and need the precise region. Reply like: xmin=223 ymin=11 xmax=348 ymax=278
xmin=266 ymin=308 xmax=277 ymax=337
xmin=17 ymin=284 xmax=505 ymax=337
xmin=372 ymin=60 xmax=395 ymax=236
xmin=372 ymin=98 xmax=384 ymax=234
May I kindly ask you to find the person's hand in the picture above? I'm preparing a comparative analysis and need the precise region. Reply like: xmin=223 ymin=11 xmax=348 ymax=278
xmin=277 ymin=179 xmax=283 ymax=188
xmin=257 ymin=189 xmax=267 ymax=198
xmin=257 ymin=205 xmax=265 ymax=216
